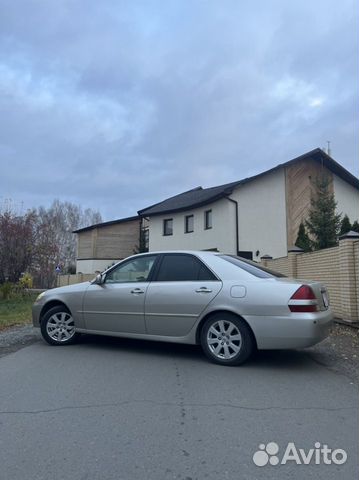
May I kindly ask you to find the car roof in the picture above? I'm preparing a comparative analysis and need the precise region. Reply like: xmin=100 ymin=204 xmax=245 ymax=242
xmin=134 ymin=250 xmax=221 ymax=259
xmin=124 ymin=250 xmax=235 ymax=278
xmin=107 ymin=250 xmax=275 ymax=282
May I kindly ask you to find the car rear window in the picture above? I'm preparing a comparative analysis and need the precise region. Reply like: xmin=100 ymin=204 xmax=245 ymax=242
xmin=219 ymin=255 xmax=286 ymax=278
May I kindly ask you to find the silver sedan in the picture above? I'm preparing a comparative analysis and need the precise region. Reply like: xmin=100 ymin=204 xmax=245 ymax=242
xmin=32 ymin=251 xmax=333 ymax=365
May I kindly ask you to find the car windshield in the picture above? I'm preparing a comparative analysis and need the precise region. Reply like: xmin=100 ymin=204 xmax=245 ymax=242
xmin=219 ymin=255 xmax=286 ymax=278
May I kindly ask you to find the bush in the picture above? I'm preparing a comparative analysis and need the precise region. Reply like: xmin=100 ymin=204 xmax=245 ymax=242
xmin=19 ymin=272 xmax=33 ymax=289
xmin=0 ymin=282 xmax=14 ymax=300
xmin=65 ymin=264 xmax=76 ymax=274
xmin=0 ymin=275 xmax=35 ymax=300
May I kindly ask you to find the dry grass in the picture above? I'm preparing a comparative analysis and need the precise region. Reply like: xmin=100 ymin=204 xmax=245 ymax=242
xmin=0 ymin=293 xmax=38 ymax=330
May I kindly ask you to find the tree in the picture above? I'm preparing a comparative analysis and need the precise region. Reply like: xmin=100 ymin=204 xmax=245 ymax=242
xmin=352 ymin=220 xmax=359 ymax=233
xmin=0 ymin=210 xmax=37 ymax=283
xmin=295 ymin=221 xmax=312 ymax=252
xmin=0 ymin=199 xmax=102 ymax=288
xmin=31 ymin=208 xmax=61 ymax=288
xmin=0 ymin=200 xmax=102 ymax=288
xmin=133 ymin=218 xmax=149 ymax=254
xmin=339 ymin=214 xmax=352 ymax=236
xmin=31 ymin=200 xmax=102 ymax=286
xmin=40 ymin=200 xmax=102 ymax=274
xmin=305 ymin=174 xmax=341 ymax=250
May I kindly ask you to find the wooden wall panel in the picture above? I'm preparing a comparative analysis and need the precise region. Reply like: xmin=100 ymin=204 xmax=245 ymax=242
xmin=285 ymin=159 xmax=333 ymax=248
xmin=77 ymin=230 xmax=93 ymax=258
xmin=77 ymin=219 xmax=140 ymax=260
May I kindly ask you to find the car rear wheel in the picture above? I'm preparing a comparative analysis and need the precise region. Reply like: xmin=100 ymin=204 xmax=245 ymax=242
xmin=200 ymin=313 xmax=255 ymax=365
xmin=40 ymin=306 xmax=79 ymax=346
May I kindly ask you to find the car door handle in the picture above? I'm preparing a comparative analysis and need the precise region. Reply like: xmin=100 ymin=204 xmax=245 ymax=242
xmin=131 ymin=288 xmax=145 ymax=294
xmin=195 ymin=287 xmax=213 ymax=293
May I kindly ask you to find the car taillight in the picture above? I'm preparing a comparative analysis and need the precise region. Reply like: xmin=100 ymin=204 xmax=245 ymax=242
xmin=288 ymin=285 xmax=318 ymax=312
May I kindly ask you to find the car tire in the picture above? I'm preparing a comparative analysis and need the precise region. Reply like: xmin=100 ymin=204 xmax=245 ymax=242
xmin=40 ymin=305 xmax=79 ymax=346
xmin=200 ymin=313 xmax=255 ymax=366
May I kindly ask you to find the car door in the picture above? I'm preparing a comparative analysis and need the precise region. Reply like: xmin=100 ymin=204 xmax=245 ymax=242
xmin=145 ymin=253 xmax=222 ymax=336
xmin=82 ymin=254 xmax=158 ymax=334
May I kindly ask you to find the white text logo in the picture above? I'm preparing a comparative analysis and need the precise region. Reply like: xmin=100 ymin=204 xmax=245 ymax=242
xmin=252 ymin=442 xmax=347 ymax=466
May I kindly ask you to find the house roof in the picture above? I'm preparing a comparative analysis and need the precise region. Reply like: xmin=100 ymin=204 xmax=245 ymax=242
xmin=138 ymin=148 xmax=359 ymax=217
xmin=138 ymin=182 xmax=241 ymax=217
xmin=73 ymin=215 xmax=140 ymax=234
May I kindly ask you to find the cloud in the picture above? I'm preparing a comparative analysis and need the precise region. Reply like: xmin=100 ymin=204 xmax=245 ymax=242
xmin=0 ymin=0 xmax=357 ymax=220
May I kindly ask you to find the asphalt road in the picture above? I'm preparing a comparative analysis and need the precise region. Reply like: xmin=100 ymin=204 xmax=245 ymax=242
xmin=0 ymin=330 xmax=357 ymax=480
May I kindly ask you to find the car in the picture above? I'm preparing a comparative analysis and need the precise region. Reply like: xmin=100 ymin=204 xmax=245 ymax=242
xmin=32 ymin=251 xmax=333 ymax=365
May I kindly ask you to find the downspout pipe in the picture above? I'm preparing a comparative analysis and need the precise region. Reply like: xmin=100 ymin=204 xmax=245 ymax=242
xmin=227 ymin=197 xmax=239 ymax=255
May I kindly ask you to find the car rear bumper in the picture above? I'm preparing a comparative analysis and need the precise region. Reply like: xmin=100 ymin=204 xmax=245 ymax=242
xmin=245 ymin=309 xmax=334 ymax=350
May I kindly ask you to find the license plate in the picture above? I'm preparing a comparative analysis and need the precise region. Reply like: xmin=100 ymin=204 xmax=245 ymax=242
xmin=321 ymin=290 xmax=329 ymax=308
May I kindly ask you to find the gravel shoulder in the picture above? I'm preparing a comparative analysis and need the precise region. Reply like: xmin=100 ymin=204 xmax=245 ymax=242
xmin=306 ymin=322 xmax=359 ymax=383
xmin=0 ymin=324 xmax=41 ymax=358
xmin=0 ymin=321 xmax=358 ymax=383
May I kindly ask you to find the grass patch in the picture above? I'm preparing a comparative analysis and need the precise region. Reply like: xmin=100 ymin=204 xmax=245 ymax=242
xmin=0 ymin=293 xmax=38 ymax=330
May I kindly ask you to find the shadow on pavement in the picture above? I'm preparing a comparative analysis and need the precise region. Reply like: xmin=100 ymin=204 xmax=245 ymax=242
xmin=76 ymin=333 xmax=315 ymax=371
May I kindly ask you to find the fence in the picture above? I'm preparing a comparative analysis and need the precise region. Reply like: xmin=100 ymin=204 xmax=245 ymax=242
xmin=57 ymin=273 xmax=95 ymax=287
xmin=57 ymin=232 xmax=359 ymax=324
xmin=260 ymin=232 xmax=359 ymax=323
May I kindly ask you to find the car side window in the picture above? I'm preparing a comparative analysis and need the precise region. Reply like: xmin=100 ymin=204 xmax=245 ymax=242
xmin=105 ymin=255 xmax=157 ymax=283
xmin=155 ymin=254 xmax=217 ymax=282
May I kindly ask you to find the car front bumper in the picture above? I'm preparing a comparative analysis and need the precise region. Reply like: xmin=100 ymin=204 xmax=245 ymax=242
xmin=32 ymin=302 xmax=43 ymax=328
xmin=245 ymin=308 xmax=334 ymax=350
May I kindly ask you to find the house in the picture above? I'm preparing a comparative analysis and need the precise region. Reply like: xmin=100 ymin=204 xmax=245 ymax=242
xmin=138 ymin=149 xmax=359 ymax=259
xmin=73 ymin=216 xmax=147 ymax=274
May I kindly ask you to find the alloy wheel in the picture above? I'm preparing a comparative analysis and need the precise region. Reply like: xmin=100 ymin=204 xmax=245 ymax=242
xmin=207 ymin=320 xmax=242 ymax=360
xmin=46 ymin=312 xmax=75 ymax=343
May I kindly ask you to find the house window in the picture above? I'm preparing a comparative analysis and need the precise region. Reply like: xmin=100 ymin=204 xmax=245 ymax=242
xmin=185 ymin=215 xmax=194 ymax=233
xmin=204 ymin=210 xmax=212 ymax=229
xmin=163 ymin=218 xmax=173 ymax=236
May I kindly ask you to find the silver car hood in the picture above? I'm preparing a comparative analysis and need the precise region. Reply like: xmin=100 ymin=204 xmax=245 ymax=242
xmin=43 ymin=281 xmax=91 ymax=297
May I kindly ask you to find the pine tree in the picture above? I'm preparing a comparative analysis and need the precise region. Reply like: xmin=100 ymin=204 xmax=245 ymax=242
xmin=352 ymin=220 xmax=359 ymax=233
xmin=295 ymin=221 xmax=312 ymax=252
xmin=133 ymin=226 xmax=149 ymax=254
xmin=305 ymin=174 xmax=342 ymax=250
xmin=339 ymin=214 xmax=352 ymax=235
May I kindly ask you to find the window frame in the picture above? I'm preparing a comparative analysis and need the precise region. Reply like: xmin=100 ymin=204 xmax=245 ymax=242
xmin=204 ymin=209 xmax=212 ymax=230
xmin=163 ymin=218 xmax=173 ymax=236
xmin=152 ymin=253 xmax=220 ymax=282
xmin=104 ymin=254 xmax=159 ymax=284
xmin=184 ymin=214 xmax=194 ymax=234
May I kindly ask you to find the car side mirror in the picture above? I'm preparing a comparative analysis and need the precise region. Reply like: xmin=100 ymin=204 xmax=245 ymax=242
xmin=92 ymin=273 xmax=105 ymax=285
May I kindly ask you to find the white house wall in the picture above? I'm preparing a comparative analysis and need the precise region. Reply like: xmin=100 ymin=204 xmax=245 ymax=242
xmin=148 ymin=198 xmax=237 ymax=253
xmin=146 ymin=165 xmax=358 ymax=260
xmin=333 ymin=174 xmax=359 ymax=224
xmin=232 ymin=168 xmax=287 ymax=259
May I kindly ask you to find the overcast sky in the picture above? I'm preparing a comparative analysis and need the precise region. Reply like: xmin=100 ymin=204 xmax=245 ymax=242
xmin=0 ymin=0 xmax=357 ymax=221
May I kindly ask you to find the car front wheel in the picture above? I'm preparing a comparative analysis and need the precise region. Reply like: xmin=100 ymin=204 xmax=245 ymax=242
xmin=200 ymin=313 xmax=255 ymax=365
xmin=40 ymin=306 xmax=79 ymax=346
